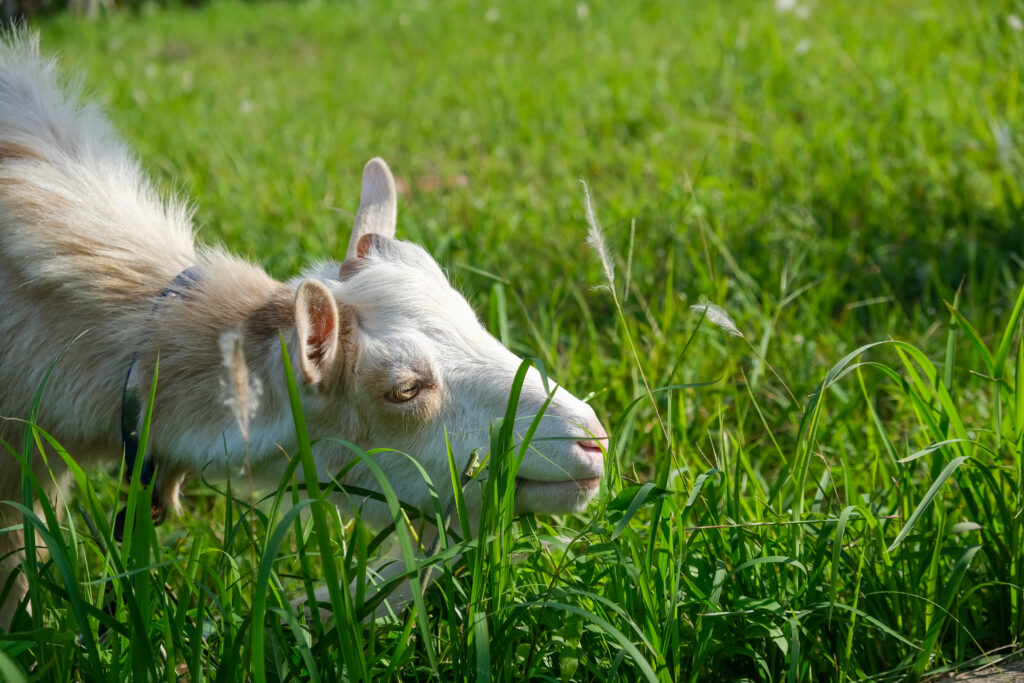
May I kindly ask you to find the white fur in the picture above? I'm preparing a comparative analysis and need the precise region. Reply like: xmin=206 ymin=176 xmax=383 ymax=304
xmin=0 ymin=34 xmax=607 ymax=625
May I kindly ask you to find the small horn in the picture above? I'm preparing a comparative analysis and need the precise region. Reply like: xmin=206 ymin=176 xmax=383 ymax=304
xmin=346 ymin=158 xmax=397 ymax=259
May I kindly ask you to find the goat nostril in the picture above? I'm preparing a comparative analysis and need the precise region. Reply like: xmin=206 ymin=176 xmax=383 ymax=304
xmin=577 ymin=440 xmax=604 ymax=458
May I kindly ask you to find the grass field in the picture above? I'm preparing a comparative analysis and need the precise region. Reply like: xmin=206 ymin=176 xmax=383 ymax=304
xmin=3 ymin=0 xmax=1023 ymax=679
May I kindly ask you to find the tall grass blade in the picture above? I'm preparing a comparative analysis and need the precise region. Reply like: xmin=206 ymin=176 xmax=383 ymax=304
xmin=0 ymin=649 xmax=26 ymax=683
xmin=994 ymin=285 xmax=1024 ymax=377
xmin=887 ymin=456 xmax=969 ymax=552
xmin=516 ymin=601 xmax=659 ymax=682
xmin=17 ymin=332 xmax=87 ymax=639
xmin=911 ymin=545 xmax=983 ymax=680
xmin=276 ymin=334 xmax=368 ymax=682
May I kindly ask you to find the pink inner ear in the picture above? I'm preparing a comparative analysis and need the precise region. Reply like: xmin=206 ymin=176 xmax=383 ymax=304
xmin=355 ymin=232 xmax=382 ymax=259
xmin=296 ymin=282 xmax=340 ymax=385
xmin=358 ymin=232 xmax=393 ymax=259
xmin=306 ymin=300 xmax=336 ymax=364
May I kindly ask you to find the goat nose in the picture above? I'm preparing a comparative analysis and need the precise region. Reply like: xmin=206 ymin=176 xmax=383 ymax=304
xmin=577 ymin=416 xmax=610 ymax=459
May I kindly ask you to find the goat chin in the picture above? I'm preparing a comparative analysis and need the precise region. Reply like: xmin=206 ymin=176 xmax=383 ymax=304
xmin=295 ymin=527 xmax=591 ymax=624
xmin=0 ymin=32 xmax=609 ymax=628
xmin=514 ymin=477 xmax=603 ymax=515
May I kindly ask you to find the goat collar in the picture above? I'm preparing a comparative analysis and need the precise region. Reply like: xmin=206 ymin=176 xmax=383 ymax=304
xmin=120 ymin=267 xmax=200 ymax=491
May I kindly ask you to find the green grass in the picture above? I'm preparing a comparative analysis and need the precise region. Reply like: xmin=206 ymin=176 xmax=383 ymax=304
xmin=2 ymin=0 xmax=1022 ymax=679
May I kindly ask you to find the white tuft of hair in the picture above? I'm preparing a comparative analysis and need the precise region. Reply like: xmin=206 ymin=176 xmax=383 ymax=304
xmin=219 ymin=326 xmax=262 ymax=444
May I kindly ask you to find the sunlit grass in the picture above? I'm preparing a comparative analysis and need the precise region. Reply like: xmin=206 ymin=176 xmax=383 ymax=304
xmin=1 ymin=0 xmax=1021 ymax=679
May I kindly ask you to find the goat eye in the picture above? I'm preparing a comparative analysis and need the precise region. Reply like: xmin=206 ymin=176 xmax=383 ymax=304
xmin=388 ymin=380 xmax=422 ymax=403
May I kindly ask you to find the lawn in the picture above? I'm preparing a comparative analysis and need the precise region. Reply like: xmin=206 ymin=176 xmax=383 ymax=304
xmin=3 ymin=0 xmax=1023 ymax=679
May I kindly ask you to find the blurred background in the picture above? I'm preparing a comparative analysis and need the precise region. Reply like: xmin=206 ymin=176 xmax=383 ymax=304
xmin=7 ymin=2 xmax=1024 ymax=678
xmin=24 ymin=2 xmax=1021 ymax=319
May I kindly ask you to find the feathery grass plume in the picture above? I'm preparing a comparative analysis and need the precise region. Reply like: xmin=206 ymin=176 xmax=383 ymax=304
xmin=581 ymin=180 xmax=681 ymax=474
xmin=691 ymin=300 xmax=799 ymax=405
xmin=691 ymin=302 xmax=744 ymax=338
xmin=581 ymin=179 xmax=615 ymax=287
xmin=219 ymin=326 xmax=262 ymax=443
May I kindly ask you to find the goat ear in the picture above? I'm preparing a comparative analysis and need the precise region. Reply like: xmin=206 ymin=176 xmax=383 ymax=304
xmin=346 ymin=157 xmax=397 ymax=260
xmin=294 ymin=280 xmax=343 ymax=386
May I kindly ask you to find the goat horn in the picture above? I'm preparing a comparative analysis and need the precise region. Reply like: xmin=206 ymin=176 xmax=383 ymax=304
xmin=347 ymin=157 xmax=397 ymax=259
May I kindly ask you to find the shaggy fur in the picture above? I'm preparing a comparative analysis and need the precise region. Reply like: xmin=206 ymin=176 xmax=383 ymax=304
xmin=0 ymin=35 xmax=607 ymax=626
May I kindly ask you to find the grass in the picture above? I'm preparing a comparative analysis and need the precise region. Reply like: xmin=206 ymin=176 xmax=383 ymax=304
xmin=0 ymin=0 xmax=1022 ymax=679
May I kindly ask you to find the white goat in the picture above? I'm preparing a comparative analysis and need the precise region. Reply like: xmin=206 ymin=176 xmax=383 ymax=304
xmin=0 ymin=35 xmax=607 ymax=626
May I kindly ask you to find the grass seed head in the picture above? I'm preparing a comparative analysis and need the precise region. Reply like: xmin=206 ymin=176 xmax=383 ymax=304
xmin=581 ymin=179 xmax=615 ymax=288
xmin=691 ymin=302 xmax=744 ymax=338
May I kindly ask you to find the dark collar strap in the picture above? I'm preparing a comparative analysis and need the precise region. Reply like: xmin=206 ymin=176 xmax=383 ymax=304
xmin=120 ymin=266 xmax=200 ymax=489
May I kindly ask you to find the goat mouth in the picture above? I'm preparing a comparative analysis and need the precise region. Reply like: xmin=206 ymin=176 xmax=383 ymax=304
xmin=515 ymin=476 xmax=601 ymax=492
